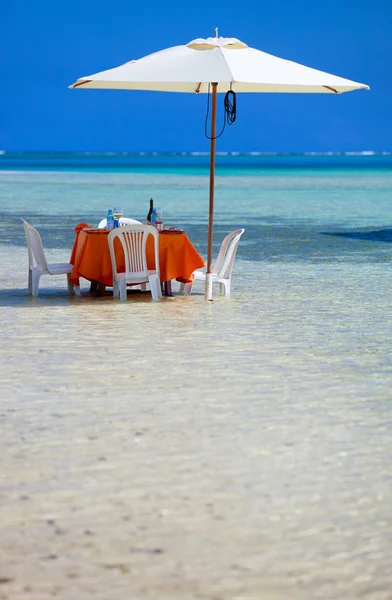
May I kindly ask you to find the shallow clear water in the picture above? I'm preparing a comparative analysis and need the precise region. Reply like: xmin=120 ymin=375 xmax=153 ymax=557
xmin=1 ymin=157 xmax=391 ymax=600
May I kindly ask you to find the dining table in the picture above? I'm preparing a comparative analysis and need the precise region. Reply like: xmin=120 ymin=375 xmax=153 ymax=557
xmin=69 ymin=223 xmax=205 ymax=296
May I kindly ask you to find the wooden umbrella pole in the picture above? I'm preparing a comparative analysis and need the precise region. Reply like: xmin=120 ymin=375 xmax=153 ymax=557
xmin=205 ymin=82 xmax=218 ymax=302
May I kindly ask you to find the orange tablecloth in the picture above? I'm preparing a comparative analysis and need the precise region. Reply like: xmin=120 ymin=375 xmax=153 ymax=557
xmin=69 ymin=225 xmax=205 ymax=287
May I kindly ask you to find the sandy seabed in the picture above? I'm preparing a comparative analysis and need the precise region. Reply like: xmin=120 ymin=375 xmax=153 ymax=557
xmin=1 ymin=246 xmax=392 ymax=600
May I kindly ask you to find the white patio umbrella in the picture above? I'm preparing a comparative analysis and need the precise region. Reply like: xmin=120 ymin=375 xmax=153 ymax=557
xmin=69 ymin=32 xmax=369 ymax=300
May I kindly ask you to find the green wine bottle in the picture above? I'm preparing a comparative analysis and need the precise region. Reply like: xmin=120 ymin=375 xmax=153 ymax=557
xmin=146 ymin=198 xmax=153 ymax=222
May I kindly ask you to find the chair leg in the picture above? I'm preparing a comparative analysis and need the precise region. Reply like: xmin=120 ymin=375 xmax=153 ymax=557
xmin=119 ymin=279 xmax=126 ymax=300
xmin=148 ymin=275 xmax=160 ymax=301
xmin=179 ymin=283 xmax=185 ymax=294
xmin=67 ymin=274 xmax=81 ymax=296
xmin=183 ymin=282 xmax=193 ymax=295
xmin=223 ymin=280 xmax=231 ymax=297
xmin=28 ymin=269 xmax=32 ymax=295
xmin=113 ymin=281 xmax=119 ymax=298
xmin=219 ymin=283 xmax=225 ymax=295
xmin=32 ymin=271 xmax=40 ymax=297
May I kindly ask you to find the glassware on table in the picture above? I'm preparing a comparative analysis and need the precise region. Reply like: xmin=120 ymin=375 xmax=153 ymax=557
xmin=106 ymin=209 xmax=114 ymax=230
xmin=113 ymin=207 xmax=123 ymax=228
xmin=154 ymin=207 xmax=163 ymax=231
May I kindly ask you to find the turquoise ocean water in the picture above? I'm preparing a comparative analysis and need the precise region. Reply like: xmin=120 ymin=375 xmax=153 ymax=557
xmin=1 ymin=151 xmax=392 ymax=260
xmin=1 ymin=152 xmax=391 ymax=599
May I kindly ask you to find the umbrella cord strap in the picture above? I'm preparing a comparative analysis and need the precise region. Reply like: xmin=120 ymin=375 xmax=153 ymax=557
xmin=204 ymin=83 xmax=237 ymax=140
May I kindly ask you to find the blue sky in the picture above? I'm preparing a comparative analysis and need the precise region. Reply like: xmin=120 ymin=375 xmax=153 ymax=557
xmin=1 ymin=0 xmax=390 ymax=152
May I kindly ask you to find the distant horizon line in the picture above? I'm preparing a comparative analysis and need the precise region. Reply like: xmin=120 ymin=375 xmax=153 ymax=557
xmin=1 ymin=150 xmax=391 ymax=157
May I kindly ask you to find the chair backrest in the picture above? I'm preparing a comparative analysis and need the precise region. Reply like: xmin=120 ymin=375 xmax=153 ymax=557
xmin=21 ymin=218 xmax=50 ymax=273
xmin=108 ymin=224 xmax=160 ymax=281
xmin=97 ymin=217 xmax=142 ymax=229
xmin=213 ymin=229 xmax=245 ymax=279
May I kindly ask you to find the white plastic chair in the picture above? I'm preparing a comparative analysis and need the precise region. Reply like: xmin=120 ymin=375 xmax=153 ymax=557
xmin=108 ymin=224 xmax=162 ymax=301
xmin=98 ymin=217 xmax=142 ymax=228
xmin=21 ymin=218 xmax=80 ymax=297
xmin=179 ymin=229 xmax=245 ymax=297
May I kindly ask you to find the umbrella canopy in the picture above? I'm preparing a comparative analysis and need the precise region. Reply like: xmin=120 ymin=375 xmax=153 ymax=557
xmin=70 ymin=36 xmax=368 ymax=94
xmin=70 ymin=35 xmax=369 ymax=299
